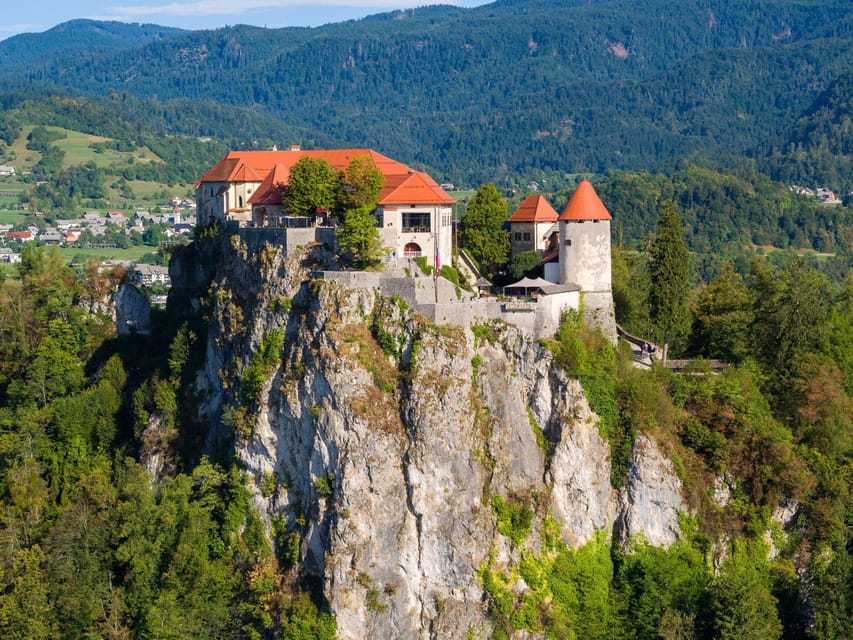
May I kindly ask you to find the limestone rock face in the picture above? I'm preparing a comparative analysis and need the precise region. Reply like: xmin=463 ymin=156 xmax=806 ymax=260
xmin=185 ymin=234 xmax=686 ymax=639
xmin=549 ymin=415 xmax=617 ymax=549
xmin=114 ymin=283 xmax=150 ymax=335
xmin=615 ymin=435 xmax=685 ymax=547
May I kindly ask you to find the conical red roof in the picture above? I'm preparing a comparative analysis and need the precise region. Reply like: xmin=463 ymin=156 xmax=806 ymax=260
xmin=507 ymin=194 xmax=559 ymax=223
xmin=558 ymin=180 xmax=611 ymax=221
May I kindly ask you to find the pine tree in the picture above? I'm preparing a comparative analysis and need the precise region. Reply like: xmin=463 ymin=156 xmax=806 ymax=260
xmin=648 ymin=200 xmax=689 ymax=361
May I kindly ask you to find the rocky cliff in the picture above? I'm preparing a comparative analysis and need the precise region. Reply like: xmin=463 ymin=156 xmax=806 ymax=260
xmin=174 ymin=232 xmax=686 ymax=639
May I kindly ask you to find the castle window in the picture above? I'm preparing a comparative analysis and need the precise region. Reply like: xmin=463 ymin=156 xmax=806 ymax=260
xmin=402 ymin=212 xmax=430 ymax=232
xmin=523 ymin=232 xmax=531 ymax=241
xmin=514 ymin=232 xmax=521 ymax=240
xmin=565 ymin=238 xmax=572 ymax=246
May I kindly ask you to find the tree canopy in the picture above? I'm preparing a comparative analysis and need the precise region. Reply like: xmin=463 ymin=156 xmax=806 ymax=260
xmin=459 ymin=183 xmax=510 ymax=279
xmin=283 ymin=157 xmax=342 ymax=218
xmin=648 ymin=200 xmax=690 ymax=355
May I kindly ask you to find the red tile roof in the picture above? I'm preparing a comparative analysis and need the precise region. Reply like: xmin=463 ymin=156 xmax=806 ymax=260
xmin=507 ymin=194 xmax=559 ymax=223
xmin=558 ymin=180 xmax=612 ymax=221
xmin=379 ymin=171 xmax=455 ymax=206
xmin=248 ymin=163 xmax=289 ymax=206
xmin=200 ymin=148 xmax=454 ymax=208
xmin=197 ymin=149 xmax=412 ymax=185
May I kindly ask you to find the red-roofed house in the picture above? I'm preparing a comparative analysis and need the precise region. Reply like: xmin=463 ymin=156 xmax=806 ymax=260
xmin=5 ymin=230 xmax=33 ymax=243
xmin=196 ymin=147 xmax=455 ymax=266
xmin=507 ymin=194 xmax=559 ymax=255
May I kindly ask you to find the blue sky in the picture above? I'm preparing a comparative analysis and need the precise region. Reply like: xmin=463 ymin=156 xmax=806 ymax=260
xmin=0 ymin=0 xmax=488 ymax=41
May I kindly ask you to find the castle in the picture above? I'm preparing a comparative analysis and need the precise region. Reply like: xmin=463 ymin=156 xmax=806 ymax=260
xmin=195 ymin=147 xmax=453 ymax=268
xmin=195 ymin=148 xmax=614 ymax=340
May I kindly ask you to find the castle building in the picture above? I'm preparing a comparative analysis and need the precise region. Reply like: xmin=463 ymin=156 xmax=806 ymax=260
xmin=509 ymin=180 xmax=616 ymax=340
xmin=195 ymin=147 xmax=454 ymax=268
xmin=506 ymin=194 xmax=559 ymax=255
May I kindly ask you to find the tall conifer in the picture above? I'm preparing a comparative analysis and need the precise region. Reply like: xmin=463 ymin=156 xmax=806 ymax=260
xmin=648 ymin=200 xmax=689 ymax=360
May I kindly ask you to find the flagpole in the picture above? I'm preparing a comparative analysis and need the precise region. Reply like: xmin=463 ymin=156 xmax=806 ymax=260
xmin=434 ymin=215 xmax=439 ymax=304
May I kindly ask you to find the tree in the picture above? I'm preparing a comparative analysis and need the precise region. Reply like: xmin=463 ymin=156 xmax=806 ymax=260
xmin=507 ymin=250 xmax=542 ymax=280
xmin=749 ymin=258 xmax=832 ymax=380
xmin=459 ymin=183 xmax=509 ymax=278
xmin=337 ymin=155 xmax=385 ymax=268
xmin=283 ymin=157 xmax=342 ymax=218
xmin=0 ymin=545 xmax=59 ymax=640
xmin=688 ymin=263 xmax=753 ymax=362
xmin=648 ymin=200 xmax=689 ymax=361
xmin=337 ymin=207 xmax=383 ymax=268
xmin=710 ymin=543 xmax=782 ymax=640
xmin=340 ymin=155 xmax=384 ymax=211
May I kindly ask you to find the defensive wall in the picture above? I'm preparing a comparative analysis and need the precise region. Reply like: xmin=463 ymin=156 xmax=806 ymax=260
xmin=235 ymin=225 xmax=336 ymax=254
xmin=233 ymin=225 xmax=591 ymax=340
xmin=313 ymin=270 xmax=579 ymax=339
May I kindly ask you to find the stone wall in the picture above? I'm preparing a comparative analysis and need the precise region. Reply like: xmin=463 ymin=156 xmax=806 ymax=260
xmin=315 ymin=270 xmax=580 ymax=339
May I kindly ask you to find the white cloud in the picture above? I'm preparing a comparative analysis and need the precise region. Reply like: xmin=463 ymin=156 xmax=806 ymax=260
xmin=108 ymin=0 xmax=452 ymax=18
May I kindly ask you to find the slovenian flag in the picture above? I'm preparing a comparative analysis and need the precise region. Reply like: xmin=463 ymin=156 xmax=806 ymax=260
xmin=434 ymin=244 xmax=440 ymax=279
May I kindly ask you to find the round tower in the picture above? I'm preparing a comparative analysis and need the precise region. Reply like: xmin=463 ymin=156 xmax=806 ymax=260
xmin=558 ymin=180 xmax=612 ymax=293
xmin=558 ymin=180 xmax=616 ymax=341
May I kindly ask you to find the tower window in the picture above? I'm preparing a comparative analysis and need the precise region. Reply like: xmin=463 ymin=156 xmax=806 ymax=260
xmin=514 ymin=232 xmax=521 ymax=240
xmin=523 ymin=232 xmax=531 ymax=241
xmin=565 ymin=238 xmax=572 ymax=246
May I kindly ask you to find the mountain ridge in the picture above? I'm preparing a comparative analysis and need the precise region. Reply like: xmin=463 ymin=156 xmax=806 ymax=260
xmin=2 ymin=1 xmax=853 ymax=187
xmin=0 ymin=19 xmax=186 ymax=71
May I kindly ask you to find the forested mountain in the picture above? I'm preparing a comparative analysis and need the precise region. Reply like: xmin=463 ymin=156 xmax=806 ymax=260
xmin=2 ymin=0 xmax=853 ymax=186
xmin=0 ymin=20 xmax=185 ymax=73
xmin=760 ymin=70 xmax=853 ymax=190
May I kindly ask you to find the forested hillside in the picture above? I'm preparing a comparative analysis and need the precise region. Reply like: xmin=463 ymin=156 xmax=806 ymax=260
xmin=0 ymin=20 xmax=184 ymax=73
xmin=0 ymin=234 xmax=849 ymax=638
xmin=2 ymin=1 xmax=853 ymax=187
xmin=761 ymin=70 xmax=853 ymax=190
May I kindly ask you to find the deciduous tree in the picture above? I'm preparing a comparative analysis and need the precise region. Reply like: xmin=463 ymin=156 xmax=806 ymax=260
xmin=459 ymin=183 xmax=509 ymax=278
xmin=688 ymin=263 xmax=753 ymax=362
xmin=283 ymin=157 xmax=342 ymax=218
xmin=337 ymin=156 xmax=385 ymax=268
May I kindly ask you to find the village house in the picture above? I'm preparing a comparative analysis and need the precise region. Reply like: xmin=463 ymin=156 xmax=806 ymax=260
xmin=0 ymin=247 xmax=20 ymax=263
xmin=38 ymin=228 xmax=63 ymax=244
xmin=195 ymin=147 xmax=454 ymax=268
xmin=0 ymin=165 xmax=15 ymax=177
xmin=133 ymin=264 xmax=171 ymax=287
xmin=106 ymin=211 xmax=128 ymax=226
xmin=5 ymin=230 xmax=33 ymax=243
xmin=65 ymin=229 xmax=83 ymax=244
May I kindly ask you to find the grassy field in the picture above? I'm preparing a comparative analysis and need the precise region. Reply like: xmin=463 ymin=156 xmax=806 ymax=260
xmin=56 ymin=245 xmax=159 ymax=264
xmin=448 ymin=190 xmax=476 ymax=201
xmin=0 ymin=211 xmax=28 ymax=225
xmin=50 ymin=127 xmax=161 ymax=168
xmin=4 ymin=129 xmax=41 ymax=168
xmin=2 ymin=126 xmax=162 ymax=172
xmin=125 ymin=180 xmax=194 ymax=201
